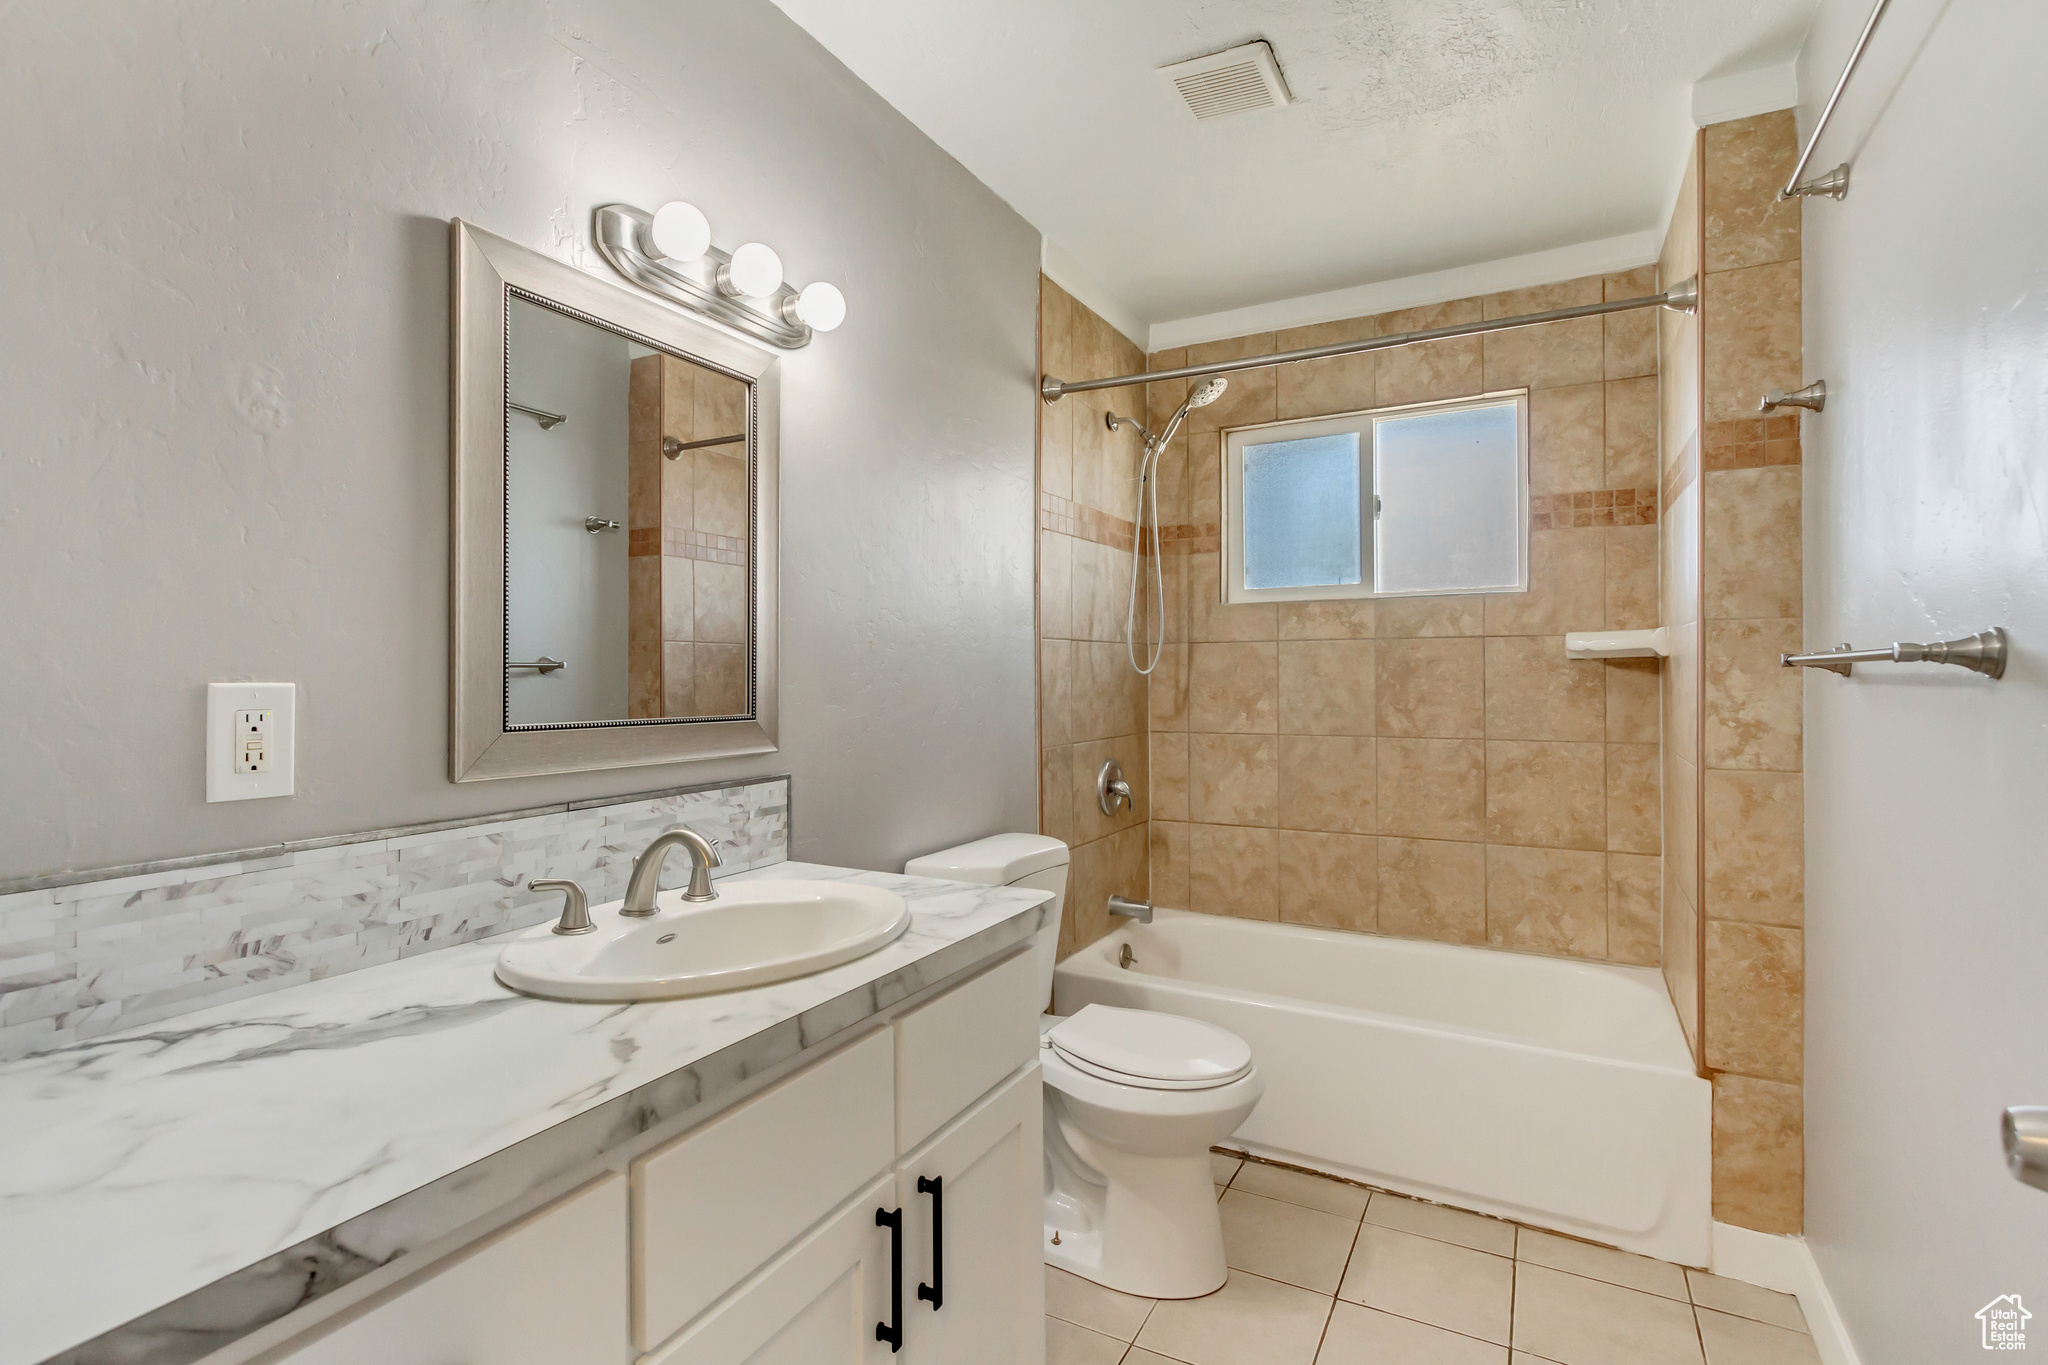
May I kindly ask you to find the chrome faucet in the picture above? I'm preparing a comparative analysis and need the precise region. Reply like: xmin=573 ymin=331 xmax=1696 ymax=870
xmin=1108 ymin=895 xmax=1152 ymax=924
xmin=620 ymin=825 xmax=723 ymax=916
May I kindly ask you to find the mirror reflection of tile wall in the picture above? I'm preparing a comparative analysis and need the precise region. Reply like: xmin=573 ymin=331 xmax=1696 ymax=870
xmin=627 ymin=354 xmax=751 ymax=719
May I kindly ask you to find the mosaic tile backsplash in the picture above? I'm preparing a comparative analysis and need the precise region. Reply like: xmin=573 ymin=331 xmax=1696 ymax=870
xmin=0 ymin=777 xmax=790 ymax=1063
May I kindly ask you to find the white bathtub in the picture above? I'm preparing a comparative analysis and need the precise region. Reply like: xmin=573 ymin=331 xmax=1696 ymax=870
xmin=1054 ymin=910 xmax=1711 ymax=1264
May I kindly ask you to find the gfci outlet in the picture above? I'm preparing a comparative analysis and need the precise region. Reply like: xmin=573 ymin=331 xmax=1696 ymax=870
xmin=207 ymin=682 xmax=295 ymax=803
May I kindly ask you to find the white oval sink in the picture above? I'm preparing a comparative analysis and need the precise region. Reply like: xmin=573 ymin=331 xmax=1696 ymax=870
xmin=495 ymin=879 xmax=912 ymax=1002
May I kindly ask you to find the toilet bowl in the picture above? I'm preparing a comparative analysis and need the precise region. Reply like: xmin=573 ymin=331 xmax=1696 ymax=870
xmin=904 ymin=834 xmax=1263 ymax=1299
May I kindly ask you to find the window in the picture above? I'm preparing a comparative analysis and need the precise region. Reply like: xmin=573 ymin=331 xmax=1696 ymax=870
xmin=1222 ymin=391 xmax=1528 ymax=603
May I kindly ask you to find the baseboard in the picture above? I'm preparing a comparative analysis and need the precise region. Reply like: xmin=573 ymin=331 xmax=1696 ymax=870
xmin=1711 ymin=1222 xmax=1862 ymax=1365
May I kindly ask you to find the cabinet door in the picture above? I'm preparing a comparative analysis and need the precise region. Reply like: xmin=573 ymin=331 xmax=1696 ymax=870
xmin=274 ymin=1175 xmax=628 ymax=1365
xmin=897 ymin=1065 xmax=1044 ymax=1365
xmin=642 ymin=1173 xmax=897 ymax=1365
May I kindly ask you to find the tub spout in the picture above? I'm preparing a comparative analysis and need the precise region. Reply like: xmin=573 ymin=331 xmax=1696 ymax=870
xmin=1108 ymin=895 xmax=1152 ymax=924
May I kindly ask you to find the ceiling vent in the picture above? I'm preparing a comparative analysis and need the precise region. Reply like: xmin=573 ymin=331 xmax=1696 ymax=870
xmin=1158 ymin=40 xmax=1292 ymax=121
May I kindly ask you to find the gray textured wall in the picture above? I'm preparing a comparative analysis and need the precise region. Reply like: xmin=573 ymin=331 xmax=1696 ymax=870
xmin=1799 ymin=0 xmax=2048 ymax=1356
xmin=0 ymin=1 xmax=1040 ymax=879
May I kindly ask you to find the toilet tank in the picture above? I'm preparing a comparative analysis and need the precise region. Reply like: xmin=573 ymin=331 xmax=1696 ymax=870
xmin=904 ymin=834 xmax=1068 ymax=1009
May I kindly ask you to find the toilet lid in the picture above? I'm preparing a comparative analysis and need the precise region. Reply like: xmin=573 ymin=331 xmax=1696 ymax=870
xmin=1047 ymin=1004 xmax=1253 ymax=1089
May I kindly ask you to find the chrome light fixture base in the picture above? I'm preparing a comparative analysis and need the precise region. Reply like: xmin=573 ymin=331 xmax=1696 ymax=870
xmin=594 ymin=204 xmax=813 ymax=350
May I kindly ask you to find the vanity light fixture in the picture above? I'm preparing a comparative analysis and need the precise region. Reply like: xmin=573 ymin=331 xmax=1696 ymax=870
xmin=594 ymin=202 xmax=844 ymax=350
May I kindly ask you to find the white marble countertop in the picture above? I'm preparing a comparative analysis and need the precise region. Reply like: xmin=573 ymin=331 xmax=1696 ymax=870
xmin=0 ymin=861 xmax=1050 ymax=1365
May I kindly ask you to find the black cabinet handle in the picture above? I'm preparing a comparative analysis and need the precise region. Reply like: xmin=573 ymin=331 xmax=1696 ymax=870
xmin=875 ymin=1207 xmax=903 ymax=1352
xmin=916 ymin=1175 xmax=944 ymax=1310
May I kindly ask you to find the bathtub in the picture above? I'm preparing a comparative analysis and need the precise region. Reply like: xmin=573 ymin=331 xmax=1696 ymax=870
xmin=1054 ymin=909 xmax=1711 ymax=1265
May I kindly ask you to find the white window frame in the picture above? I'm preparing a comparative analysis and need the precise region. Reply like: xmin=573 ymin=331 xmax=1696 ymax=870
xmin=1221 ymin=389 xmax=1530 ymax=604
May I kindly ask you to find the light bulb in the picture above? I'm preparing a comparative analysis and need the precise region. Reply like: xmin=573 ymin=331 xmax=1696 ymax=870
xmin=649 ymin=201 xmax=711 ymax=262
xmin=726 ymin=242 xmax=784 ymax=298
xmin=793 ymin=281 xmax=846 ymax=332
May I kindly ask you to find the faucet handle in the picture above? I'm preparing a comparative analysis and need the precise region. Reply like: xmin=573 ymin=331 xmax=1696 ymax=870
xmin=530 ymin=878 xmax=595 ymax=935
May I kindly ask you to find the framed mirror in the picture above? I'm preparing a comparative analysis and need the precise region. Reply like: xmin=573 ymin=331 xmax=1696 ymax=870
xmin=450 ymin=219 xmax=778 ymax=781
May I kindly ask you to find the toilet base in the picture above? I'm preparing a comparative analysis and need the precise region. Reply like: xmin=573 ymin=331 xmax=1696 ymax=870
xmin=1043 ymin=1130 xmax=1229 ymax=1298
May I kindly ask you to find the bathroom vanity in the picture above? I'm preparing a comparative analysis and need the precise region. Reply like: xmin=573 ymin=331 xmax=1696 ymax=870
xmin=0 ymin=863 xmax=1051 ymax=1365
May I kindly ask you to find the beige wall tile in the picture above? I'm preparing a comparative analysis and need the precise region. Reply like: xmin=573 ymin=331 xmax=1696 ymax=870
xmin=1375 ymin=299 xmax=1484 ymax=406
xmin=1604 ymin=267 xmax=1661 ymax=379
xmin=1149 ymin=644 xmax=1190 ymax=732
xmin=1378 ymin=738 xmax=1485 ymax=841
xmin=1071 ymin=538 xmax=1123 ymax=643
xmin=1187 ymin=552 xmax=1277 ymax=642
xmin=1185 ymin=333 xmax=1278 ymax=434
xmin=1151 ymin=730 xmax=1190 ymax=822
xmin=1481 ymin=278 xmax=1605 ymax=390
xmin=1607 ymin=743 xmax=1661 ymax=855
xmin=625 ymin=631 xmax=660 ymax=717
xmin=1485 ymin=845 xmax=1608 ymax=958
xmin=1378 ymin=837 xmax=1487 ymax=944
xmin=1704 ymin=618 xmax=1804 ymax=770
xmin=694 ymin=367 xmax=745 ymax=440
xmin=1070 ymin=825 xmax=1151 ymax=951
xmin=693 ymin=559 xmax=747 ymax=644
xmin=1606 ymin=524 xmax=1659 ymax=631
xmin=1704 ymin=110 xmax=1802 ymax=274
xmin=1705 ymin=922 xmax=1803 ymax=1082
xmin=661 ymin=554 xmax=694 ymax=642
xmin=1484 ymin=637 xmax=1605 ymax=741
xmin=1073 ymin=641 xmax=1145 ymax=742
xmin=1278 ymin=734 xmax=1376 ymax=834
xmin=1042 ymin=744 xmax=1075 ymax=849
xmin=1377 ymin=637 xmax=1485 ymax=738
xmin=693 ymin=642 xmax=746 ymax=714
xmin=1484 ymin=529 xmax=1605 ymax=635
xmin=1704 ymin=770 xmax=1804 ymax=926
xmin=1189 ymin=641 xmax=1279 ymax=733
xmin=1040 ymin=531 xmax=1073 ymax=640
xmin=662 ymin=641 xmax=693 ymax=717
xmin=1662 ymin=480 xmax=1701 ymax=629
xmin=661 ymin=448 xmax=693 ymax=535
xmin=1040 ymin=639 xmax=1073 ymax=749
xmin=627 ymin=354 xmax=663 ymax=531
xmin=1279 ymin=830 xmax=1377 ymax=931
xmin=1151 ymin=820 xmax=1190 ymax=911
xmin=1280 ymin=598 xmax=1375 ymax=640
xmin=1703 ymin=468 xmax=1802 ymax=621
xmin=693 ymin=450 xmax=747 ymax=539
xmin=1156 ymin=550 xmax=1188 ymax=643
xmin=1147 ymin=349 xmax=1187 ymax=427
xmin=1190 ymin=733 xmax=1278 ymax=827
xmin=1712 ymin=1072 xmax=1803 ymax=1234
xmin=1039 ymin=382 xmax=1073 ymax=502
xmin=1276 ymin=316 xmax=1376 ymax=419
xmin=1661 ymin=315 xmax=1700 ymax=476
xmin=1528 ymin=382 xmax=1605 ymax=494
xmin=1186 ymin=433 xmax=1222 ymax=527
xmin=1609 ymin=853 xmax=1661 ymax=965
xmin=1667 ymin=752 xmax=1699 ymax=902
xmin=1279 ymin=640 xmax=1376 ymax=735
xmin=1486 ymin=740 xmax=1606 ymax=850
xmin=1703 ymin=260 xmax=1802 ymax=425
xmin=1665 ymin=618 xmax=1700 ymax=769
xmin=1374 ymin=594 xmax=1484 ymax=637
xmin=1072 ymin=734 xmax=1149 ymax=845
xmin=1189 ymin=823 xmax=1279 ymax=920
xmin=1041 ymin=277 xmax=1075 ymax=379
xmin=1606 ymin=658 xmax=1661 ymax=743
xmin=1604 ymin=376 xmax=1660 ymax=489
xmin=1664 ymin=857 xmax=1700 ymax=1060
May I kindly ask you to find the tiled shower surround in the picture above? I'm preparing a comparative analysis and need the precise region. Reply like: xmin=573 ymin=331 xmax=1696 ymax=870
xmin=0 ymin=777 xmax=790 ymax=1062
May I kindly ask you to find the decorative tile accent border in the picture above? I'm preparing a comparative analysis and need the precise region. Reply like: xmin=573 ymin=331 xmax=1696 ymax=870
xmin=1705 ymin=416 xmax=1802 ymax=471
xmin=1530 ymin=487 xmax=1658 ymax=529
xmin=1155 ymin=521 xmax=1221 ymax=555
xmin=1040 ymin=491 xmax=1136 ymax=552
xmin=628 ymin=527 xmax=747 ymax=565
xmin=0 ymin=777 xmax=790 ymax=1063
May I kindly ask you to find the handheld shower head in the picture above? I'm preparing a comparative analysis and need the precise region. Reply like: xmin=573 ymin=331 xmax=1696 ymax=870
xmin=1188 ymin=377 xmax=1228 ymax=408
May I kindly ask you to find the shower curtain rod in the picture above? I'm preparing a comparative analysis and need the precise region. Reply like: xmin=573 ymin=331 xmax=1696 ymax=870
xmin=1040 ymin=276 xmax=1697 ymax=403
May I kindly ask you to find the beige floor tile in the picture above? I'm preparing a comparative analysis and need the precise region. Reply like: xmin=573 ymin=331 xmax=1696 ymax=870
xmin=1219 ymin=1189 xmax=1359 ymax=1293
xmin=1511 ymin=1263 xmax=1704 ymax=1365
xmin=1338 ymin=1223 xmax=1514 ymax=1346
xmin=1135 ymin=1269 xmax=1333 ymax=1365
xmin=1126 ymin=1352 xmax=1187 ymax=1365
xmin=1048 ymin=1315 xmax=1130 ymax=1365
xmin=1229 ymin=1161 xmax=1370 ymax=1218
xmin=1046 ymin=1264 xmax=1155 ymax=1341
xmin=1516 ymin=1226 xmax=1691 ymax=1300
xmin=1316 ymin=1301 xmax=1506 ymax=1365
xmin=1685 ymin=1270 xmax=1807 ymax=1332
xmin=1210 ymin=1151 xmax=1244 ymax=1186
xmin=1697 ymin=1308 xmax=1822 ymax=1365
xmin=1363 ymin=1191 xmax=1516 ymax=1256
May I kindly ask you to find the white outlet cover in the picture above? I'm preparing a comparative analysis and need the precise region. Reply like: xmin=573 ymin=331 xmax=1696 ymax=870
xmin=207 ymin=682 xmax=296 ymax=803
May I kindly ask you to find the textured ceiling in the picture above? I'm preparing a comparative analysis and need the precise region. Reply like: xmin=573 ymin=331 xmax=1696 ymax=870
xmin=770 ymin=0 xmax=1815 ymax=323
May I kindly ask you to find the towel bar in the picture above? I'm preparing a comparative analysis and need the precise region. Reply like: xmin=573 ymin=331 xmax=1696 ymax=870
xmin=1781 ymin=627 xmax=2005 ymax=678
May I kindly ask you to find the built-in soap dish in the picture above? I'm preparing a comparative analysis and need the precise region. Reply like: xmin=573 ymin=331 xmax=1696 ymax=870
xmin=1565 ymin=627 xmax=1668 ymax=659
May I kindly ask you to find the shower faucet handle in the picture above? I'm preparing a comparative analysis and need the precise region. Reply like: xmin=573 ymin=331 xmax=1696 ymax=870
xmin=1097 ymin=759 xmax=1134 ymax=816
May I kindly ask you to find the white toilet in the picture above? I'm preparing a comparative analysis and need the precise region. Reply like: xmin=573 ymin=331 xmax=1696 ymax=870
xmin=904 ymin=834 xmax=1263 ymax=1299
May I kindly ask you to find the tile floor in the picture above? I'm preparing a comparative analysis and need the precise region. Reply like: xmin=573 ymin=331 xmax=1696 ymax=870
xmin=1044 ymin=1152 xmax=1821 ymax=1365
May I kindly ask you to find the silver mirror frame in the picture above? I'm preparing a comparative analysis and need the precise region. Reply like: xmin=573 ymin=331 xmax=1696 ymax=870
xmin=449 ymin=218 xmax=779 ymax=782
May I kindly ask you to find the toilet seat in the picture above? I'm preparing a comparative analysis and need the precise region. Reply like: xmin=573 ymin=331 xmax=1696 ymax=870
xmin=1046 ymin=1004 xmax=1253 ymax=1091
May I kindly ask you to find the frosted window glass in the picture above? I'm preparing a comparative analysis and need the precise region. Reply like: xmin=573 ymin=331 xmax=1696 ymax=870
xmin=1241 ymin=433 xmax=1362 ymax=590
xmin=1374 ymin=404 xmax=1520 ymax=594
